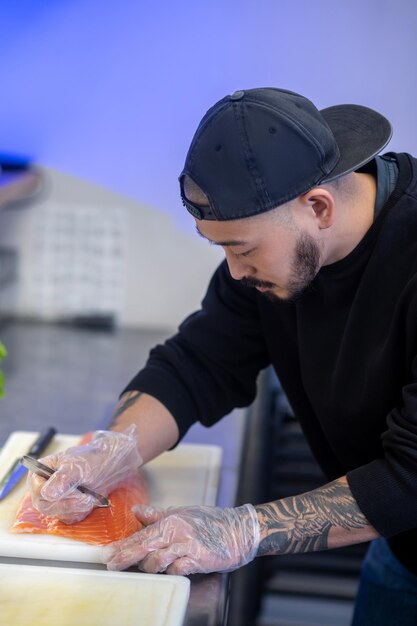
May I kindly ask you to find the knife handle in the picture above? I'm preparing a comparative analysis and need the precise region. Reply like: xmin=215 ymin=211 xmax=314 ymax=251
xmin=27 ymin=427 xmax=56 ymax=458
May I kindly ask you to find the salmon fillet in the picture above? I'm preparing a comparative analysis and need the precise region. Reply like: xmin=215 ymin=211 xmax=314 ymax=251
xmin=10 ymin=434 xmax=149 ymax=546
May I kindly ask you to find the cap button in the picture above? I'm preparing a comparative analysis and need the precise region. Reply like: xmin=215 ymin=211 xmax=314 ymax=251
xmin=230 ymin=90 xmax=244 ymax=101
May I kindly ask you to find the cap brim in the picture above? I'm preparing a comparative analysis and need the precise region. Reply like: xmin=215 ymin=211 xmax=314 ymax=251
xmin=320 ymin=104 xmax=393 ymax=182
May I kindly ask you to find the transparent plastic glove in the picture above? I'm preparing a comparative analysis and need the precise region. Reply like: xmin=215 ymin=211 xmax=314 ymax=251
xmin=28 ymin=426 xmax=142 ymax=524
xmin=102 ymin=503 xmax=260 ymax=575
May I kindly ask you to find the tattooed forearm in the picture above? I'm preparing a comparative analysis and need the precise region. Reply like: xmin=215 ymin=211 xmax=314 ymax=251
xmin=107 ymin=391 xmax=142 ymax=428
xmin=106 ymin=391 xmax=179 ymax=462
xmin=255 ymin=477 xmax=378 ymax=557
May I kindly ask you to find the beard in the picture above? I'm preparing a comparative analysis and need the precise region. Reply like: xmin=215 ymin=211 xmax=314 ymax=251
xmin=241 ymin=232 xmax=321 ymax=303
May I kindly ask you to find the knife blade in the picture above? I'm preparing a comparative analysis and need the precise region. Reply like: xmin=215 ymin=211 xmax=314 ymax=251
xmin=0 ymin=427 xmax=56 ymax=500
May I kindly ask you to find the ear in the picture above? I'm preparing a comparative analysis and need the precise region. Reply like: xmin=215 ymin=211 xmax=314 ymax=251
xmin=301 ymin=187 xmax=335 ymax=229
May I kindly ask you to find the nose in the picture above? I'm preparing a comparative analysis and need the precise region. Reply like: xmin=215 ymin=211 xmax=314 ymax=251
xmin=225 ymin=250 xmax=254 ymax=281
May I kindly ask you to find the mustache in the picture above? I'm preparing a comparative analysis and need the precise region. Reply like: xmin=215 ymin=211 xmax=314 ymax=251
xmin=240 ymin=277 xmax=276 ymax=289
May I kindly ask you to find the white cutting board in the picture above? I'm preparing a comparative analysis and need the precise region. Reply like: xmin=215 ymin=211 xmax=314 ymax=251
xmin=0 ymin=431 xmax=222 ymax=563
xmin=0 ymin=562 xmax=190 ymax=626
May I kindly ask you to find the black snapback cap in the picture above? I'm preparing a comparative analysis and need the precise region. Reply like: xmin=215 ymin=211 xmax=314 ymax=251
xmin=179 ymin=87 xmax=392 ymax=221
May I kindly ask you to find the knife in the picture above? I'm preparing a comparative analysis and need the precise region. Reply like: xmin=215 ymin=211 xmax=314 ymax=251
xmin=0 ymin=427 xmax=56 ymax=500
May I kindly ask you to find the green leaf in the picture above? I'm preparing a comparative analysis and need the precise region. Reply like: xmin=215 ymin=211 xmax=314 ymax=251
xmin=0 ymin=342 xmax=7 ymax=360
xmin=0 ymin=370 xmax=5 ymax=397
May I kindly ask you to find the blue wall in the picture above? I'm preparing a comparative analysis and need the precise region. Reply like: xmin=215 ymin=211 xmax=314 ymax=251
xmin=1 ymin=0 xmax=416 ymax=227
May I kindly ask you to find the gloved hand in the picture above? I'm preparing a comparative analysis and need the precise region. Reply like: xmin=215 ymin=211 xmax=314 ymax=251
xmin=102 ymin=503 xmax=260 ymax=575
xmin=28 ymin=426 xmax=142 ymax=524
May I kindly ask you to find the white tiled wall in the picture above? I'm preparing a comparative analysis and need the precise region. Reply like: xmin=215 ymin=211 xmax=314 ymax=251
xmin=0 ymin=167 xmax=223 ymax=330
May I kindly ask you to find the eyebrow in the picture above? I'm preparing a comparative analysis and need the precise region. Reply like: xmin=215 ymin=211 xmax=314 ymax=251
xmin=195 ymin=225 xmax=248 ymax=247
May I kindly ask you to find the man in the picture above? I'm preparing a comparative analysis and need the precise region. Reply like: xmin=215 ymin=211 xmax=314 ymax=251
xmin=30 ymin=88 xmax=417 ymax=624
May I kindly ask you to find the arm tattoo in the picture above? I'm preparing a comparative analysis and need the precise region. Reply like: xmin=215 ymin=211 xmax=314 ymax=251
xmin=186 ymin=507 xmax=256 ymax=559
xmin=255 ymin=478 xmax=369 ymax=557
xmin=107 ymin=391 xmax=142 ymax=427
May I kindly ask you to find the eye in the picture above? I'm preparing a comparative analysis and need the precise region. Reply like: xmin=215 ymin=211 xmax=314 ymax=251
xmin=237 ymin=248 xmax=254 ymax=258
